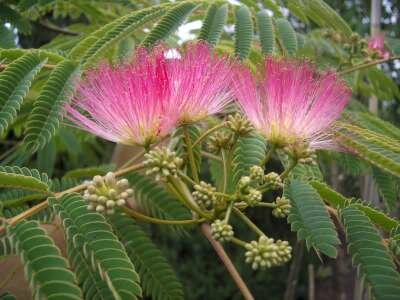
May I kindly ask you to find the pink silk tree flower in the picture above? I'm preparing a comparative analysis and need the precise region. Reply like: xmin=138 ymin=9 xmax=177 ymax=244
xmin=166 ymin=42 xmax=233 ymax=124
xmin=66 ymin=48 xmax=177 ymax=147
xmin=368 ymin=34 xmax=390 ymax=59
xmin=233 ymin=58 xmax=352 ymax=150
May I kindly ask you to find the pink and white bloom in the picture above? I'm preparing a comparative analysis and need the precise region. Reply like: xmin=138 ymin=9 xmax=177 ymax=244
xmin=368 ymin=34 xmax=390 ymax=59
xmin=66 ymin=43 xmax=233 ymax=146
xmin=233 ymin=58 xmax=351 ymax=150
xmin=167 ymin=42 xmax=233 ymax=123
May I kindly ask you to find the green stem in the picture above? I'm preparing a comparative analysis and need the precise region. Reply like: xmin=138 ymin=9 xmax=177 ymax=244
xmin=192 ymin=122 xmax=226 ymax=148
xmin=280 ymin=159 xmax=297 ymax=179
xmin=233 ymin=207 xmax=264 ymax=236
xmin=201 ymin=151 xmax=222 ymax=162
xmin=167 ymin=176 xmax=211 ymax=219
xmin=178 ymin=170 xmax=197 ymax=186
xmin=183 ymin=125 xmax=199 ymax=183
xmin=215 ymin=192 xmax=235 ymax=200
xmin=260 ymin=144 xmax=276 ymax=167
xmin=119 ymin=148 xmax=146 ymax=169
xmin=224 ymin=201 xmax=234 ymax=222
xmin=256 ymin=202 xmax=276 ymax=208
xmin=121 ymin=206 xmax=203 ymax=225
xmin=2 ymin=193 xmax=47 ymax=208
xmin=221 ymin=149 xmax=229 ymax=194
xmin=230 ymin=237 xmax=248 ymax=248
xmin=339 ymin=55 xmax=400 ymax=75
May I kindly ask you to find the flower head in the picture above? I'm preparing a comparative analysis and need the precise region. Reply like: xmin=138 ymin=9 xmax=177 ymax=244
xmin=368 ymin=34 xmax=390 ymax=59
xmin=233 ymin=58 xmax=351 ymax=150
xmin=167 ymin=42 xmax=233 ymax=123
xmin=66 ymin=48 xmax=175 ymax=147
xmin=67 ymin=43 xmax=233 ymax=146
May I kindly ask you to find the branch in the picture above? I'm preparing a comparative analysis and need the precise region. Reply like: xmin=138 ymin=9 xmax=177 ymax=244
xmin=201 ymin=223 xmax=254 ymax=300
xmin=37 ymin=20 xmax=79 ymax=36
xmin=339 ymin=55 xmax=400 ymax=75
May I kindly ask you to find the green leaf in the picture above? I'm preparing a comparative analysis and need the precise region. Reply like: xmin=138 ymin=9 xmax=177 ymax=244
xmin=303 ymin=0 xmax=352 ymax=36
xmin=0 ymin=234 xmax=14 ymax=256
xmin=234 ymin=5 xmax=253 ymax=60
xmin=0 ymin=25 xmax=16 ymax=48
xmin=0 ymin=53 xmax=46 ymax=135
xmin=109 ymin=214 xmax=184 ymax=300
xmin=171 ymin=125 xmax=202 ymax=179
xmin=275 ymin=18 xmax=297 ymax=55
xmin=256 ymin=10 xmax=274 ymax=55
xmin=231 ymin=134 xmax=267 ymax=191
xmin=0 ymin=166 xmax=50 ymax=193
xmin=198 ymin=3 xmax=228 ymax=46
xmin=127 ymin=172 xmax=190 ymax=235
xmin=64 ymin=164 xmax=115 ymax=179
xmin=372 ymin=167 xmax=398 ymax=212
xmin=24 ymin=60 xmax=79 ymax=152
xmin=7 ymin=220 xmax=82 ymax=299
xmin=0 ymin=4 xmax=31 ymax=34
xmin=310 ymin=180 xmax=399 ymax=232
xmin=287 ymin=180 xmax=340 ymax=258
xmin=37 ymin=138 xmax=56 ymax=177
xmin=141 ymin=2 xmax=199 ymax=48
xmin=50 ymin=193 xmax=142 ymax=300
xmin=337 ymin=123 xmax=400 ymax=177
xmin=341 ymin=205 xmax=400 ymax=300
xmin=79 ymin=4 xmax=170 ymax=67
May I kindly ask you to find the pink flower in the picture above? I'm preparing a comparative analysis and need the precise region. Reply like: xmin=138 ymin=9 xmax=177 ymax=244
xmin=66 ymin=48 xmax=176 ymax=147
xmin=233 ymin=57 xmax=351 ymax=150
xmin=368 ymin=34 xmax=390 ymax=59
xmin=66 ymin=43 xmax=233 ymax=146
xmin=167 ymin=42 xmax=233 ymax=123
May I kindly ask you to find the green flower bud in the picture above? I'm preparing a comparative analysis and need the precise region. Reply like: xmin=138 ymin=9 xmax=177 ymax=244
xmin=264 ymin=172 xmax=283 ymax=190
xmin=272 ymin=196 xmax=292 ymax=218
xmin=244 ymin=236 xmax=292 ymax=270
xmin=243 ymin=188 xmax=262 ymax=207
xmin=211 ymin=219 xmax=234 ymax=242
xmin=207 ymin=131 xmax=233 ymax=153
xmin=192 ymin=181 xmax=217 ymax=209
xmin=144 ymin=147 xmax=183 ymax=181
xmin=226 ymin=114 xmax=253 ymax=136
xmin=249 ymin=165 xmax=264 ymax=183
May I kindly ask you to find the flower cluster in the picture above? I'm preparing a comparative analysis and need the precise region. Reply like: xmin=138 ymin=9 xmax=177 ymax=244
xmin=67 ymin=42 xmax=233 ymax=147
xmin=83 ymin=172 xmax=132 ymax=215
xmin=368 ymin=34 xmax=390 ymax=59
xmin=272 ymin=196 xmax=292 ymax=218
xmin=192 ymin=181 xmax=217 ymax=209
xmin=211 ymin=219 xmax=234 ymax=242
xmin=144 ymin=147 xmax=183 ymax=181
xmin=245 ymin=236 xmax=292 ymax=270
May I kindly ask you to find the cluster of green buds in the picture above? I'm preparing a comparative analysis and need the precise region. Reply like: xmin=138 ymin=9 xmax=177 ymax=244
xmin=264 ymin=172 xmax=283 ymax=189
xmin=207 ymin=130 xmax=233 ymax=153
xmin=237 ymin=176 xmax=262 ymax=207
xmin=83 ymin=172 xmax=133 ymax=215
xmin=226 ymin=113 xmax=253 ymax=137
xmin=244 ymin=236 xmax=292 ymax=270
xmin=192 ymin=181 xmax=217 ymax=210
xmin=144 ymin=147 xmax=183 ymax=181
xmin=285 ymin=144 xmax=317 ymax=165
xmin=249 ymin=165 xmax=264 ymax=182
xmin=272 ymin=196 xmax=292 ymax=218
xmin=211 ymin=219 xmax=234 ymax=242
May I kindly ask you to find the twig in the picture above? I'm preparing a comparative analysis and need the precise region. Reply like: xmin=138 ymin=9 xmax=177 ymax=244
xmin=38 ymin=20 xmax=79 ymax=36
xmin=284 ymin=241 xmax=305 ymax=300
xmin=233 ymin=207 xmax=264 ymax=236
xmin=201 ymin=223 xmax=254 ymax=300
xmin=308 ymin=264 xmax=315 ymax=300
xmin=192 ymin=122 xmax=226 ymax=148
xmin=339 ymin=55 xmax=400 ymax=75
xmin=183 ymin=125 xmax=199 ymax=183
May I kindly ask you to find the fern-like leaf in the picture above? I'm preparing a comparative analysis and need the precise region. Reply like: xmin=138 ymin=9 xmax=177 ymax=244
xmin=80 ymin=5 xmax=170 ymax=67
xmin=372 ymin=167 xmax=398 ymax=212
xmin=24 ymin=60 xmax=78 ymax=152
xmin=256 ymin=10 xmax=274 ymax=55
xmin=50 ymin=193 xmax=142 ymax=299
xmin=198 ymin=3 xmax=228 ymax=46
xmin=0 ymin=166 xmax=50 ymax=193
xmin=0 ymin=53 xmax=46 ymax=134
xmin=64 ymin=164 xmax=115 ymax=179
xmin=310 ymin=180 xmax=399 ymax=232
xmin=234 ymin=5 xmax=253 ymax=60
xmin=127 ymin=172 xmax=190 ymax=235
xmin=275 ymin=18 xmax=297 ymax=55
xmin=0 ymin=234 xmax=14 ymax=256
xmin=141 ymin=2 xmax=199 ymax=49
xmin=7 ymin=220 xmax=82 ymax=299
xmin=287 ymin=180 xmax=340 ymax=258
xmin=341 ymin=205 xmax=400 ymax=299
xmin=109 ymin=214 xmax=184 ymax=300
